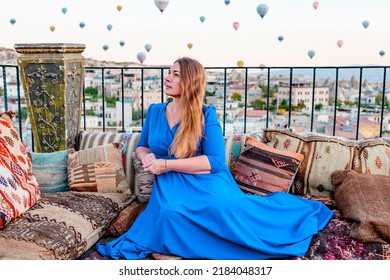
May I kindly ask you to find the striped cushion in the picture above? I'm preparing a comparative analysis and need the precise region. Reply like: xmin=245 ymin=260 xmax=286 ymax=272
xmin=31 ymin=150 xmax=69 ymax=193
xmin=77 ymin=131 xmax=141 ymax=194
xmin=224 ymin=132 xmax=264 ymax=172
xmin=232 ymin=136 xmax=304 ymax=196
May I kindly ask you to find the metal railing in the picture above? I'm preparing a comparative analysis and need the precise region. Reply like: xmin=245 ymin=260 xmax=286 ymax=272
xmin=1 ymin=64 xmax=23 ymax=140
xmin=1 ymin=64 xmax=389 ymax=151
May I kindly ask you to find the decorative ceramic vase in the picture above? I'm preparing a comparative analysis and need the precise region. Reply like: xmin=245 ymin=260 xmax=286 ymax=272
xmin=15 ymin=43 xmax=85 ymax=152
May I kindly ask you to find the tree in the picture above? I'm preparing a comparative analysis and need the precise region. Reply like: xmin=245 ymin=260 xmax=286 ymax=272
xmin=344 ymin=100 xmax=357 ymax=107
xmin=105 ymin=97 xmax=116 ymax=107
xmin=252 ymin=99 xmax=266 ymax=110
xmin=375 ymin=93 xmax=389 ymax=108
xmin=259 ymin=84 xmax=278 ymax=98
xmin=279 ymin=99 xmax=289 ymax=110
xmin=231 ymin=92 xmax=242 ymax=101
xmin=132 ymin=109 xmax=145 ymax=121
xmin=86 ymin=109 xmax=96 ymax=116
xmin=85 ymin=86 xmax=98 ymax=99
xmin=296 ymin=100 xmax=306 ymax=111
xmin=315 ymin=103 xmax=323 ymax=111
xmin=19 ymin=107 xmax=29 ymax=120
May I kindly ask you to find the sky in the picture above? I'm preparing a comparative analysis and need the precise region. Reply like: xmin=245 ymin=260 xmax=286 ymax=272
xmin=1 ymin=0 xmax=390 ymax=67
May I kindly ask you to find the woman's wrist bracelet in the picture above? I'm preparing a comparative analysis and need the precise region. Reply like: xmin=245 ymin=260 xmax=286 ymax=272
xmin=165 ymin=159 xmax=168 ymax=173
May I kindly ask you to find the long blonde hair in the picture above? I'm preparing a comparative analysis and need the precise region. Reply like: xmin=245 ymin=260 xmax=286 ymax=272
xmin=170 ymin=57 xmax=205 ymax=158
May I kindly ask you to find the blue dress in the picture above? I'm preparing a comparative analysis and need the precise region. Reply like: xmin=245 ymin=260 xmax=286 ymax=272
xmin=97 ymin=102 xmax=333 ymax=260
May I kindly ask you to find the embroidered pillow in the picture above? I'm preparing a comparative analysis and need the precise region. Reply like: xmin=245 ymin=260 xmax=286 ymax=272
xmin=0 ymin=111 xmax=40 ymax=229
xmin=132 ymin=152 xmax=154 ymax=202
xmin=357 ymin=138 xmax=390 ymax=175
xmin=67 ymin=143 xmax=129 ymax=194
xmin=263 ymin=129 xmax=360 ymax=197
xmin=332 ymin=170 xmax=390 ymax=244
xmin=31 ymin=150 xmax=68 ymax=193
xmin=232 ymin=135 xmax=304 ymax=196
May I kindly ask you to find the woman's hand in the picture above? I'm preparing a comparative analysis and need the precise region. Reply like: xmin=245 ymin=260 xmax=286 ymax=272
xmin=141 ymin=153 xmax=156 ymax=168
xmin=144 ymin=159 xmax=166 ymax=175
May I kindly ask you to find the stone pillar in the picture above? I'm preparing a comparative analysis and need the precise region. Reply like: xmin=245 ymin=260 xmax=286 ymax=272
xmin=14 ymin=43 xmax=85 ymax=152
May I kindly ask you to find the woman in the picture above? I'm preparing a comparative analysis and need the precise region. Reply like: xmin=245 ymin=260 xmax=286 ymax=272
xmin=97 ymin=57 xmax=333 ymax=260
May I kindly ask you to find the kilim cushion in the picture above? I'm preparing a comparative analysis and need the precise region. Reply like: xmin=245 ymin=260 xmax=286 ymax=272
xmin=67 ymin=143 xmax=129 ymax=193
xmin=107 ymin=197 xmax=147 ymax=236
xmin=224 ymin=132 xmax=264 ymax=173
xmin=357 ymin=138 xmax=390 ymax=175
xmin=232 ymin=135 xmax=304 ymax=196
xmin=332 ymin=170 xmax=390 ymax=244
xmin=31 ymin=150 xmax=68 ymax=193
xmin=0 ymin=191 xmax=133 ymax=259
xmin=263 ymin=129 xmax=360 ymax=197
xmin=0 ymin=111 xmax=40 ymax=229
xmin=132 ymin=152 xmax=154 ymax=202
xmin=77 ymin=131 xmax=141 ymax=194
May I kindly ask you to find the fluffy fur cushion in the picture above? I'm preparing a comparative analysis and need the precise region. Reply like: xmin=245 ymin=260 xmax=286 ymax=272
xmin=263 ymin=129 xmax=360 ymax=197
xmin=232 ymin=136 xmax=304 ymax=196
xmin=67 ymin=143 xmax=129 ymax=193
xmin=331 ymin=170 xmax=390 ymax=244
xmin=31 ymin=150 xmax=69 ymax=193
xmin=0 ymin=111 xmax=40 ymax=229
xmin=0 ymin=191 xmax=133 ymax=259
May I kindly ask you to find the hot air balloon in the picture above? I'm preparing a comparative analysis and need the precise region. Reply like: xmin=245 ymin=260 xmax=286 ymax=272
xmin=225 ymin=0 xmax=231 ymax=6
xmin=308 ymin=50 xmax=315 ymax=59
xmin=277 ymin=35 xmax=284 ymax=42
xmin=50 ymin=26 xmax=56 ymax=32
xmin=233 ymin=22 xmax=240 ymax=31
xmin=312 ymin=1 xmax=319 ymax=10
xmin=237 ymin=60 xmax=244 ymax=67
xmin=79 ymin=22 xmax=85 ymax=29
xmin=337 ymin=40 xmax=343 ymax=48
xmin=117 ymin=5 xmax=123 ymax=12
xmin=61 ymin=7 xmax=67 ymax=14
xmin=145 ymin=43 xmax=152 ymax=52
xmin=137 ymin=52 xmax=146 ymax=64
xmin=154 ymin=0 xmax=169 ymax=14
xmin=362 ymin=20 xmax=369 ymax=29
xmin=10 ymin=18 xmax=16 ymax=25
xmin=200 ymin=16 xmax=206 ymax=23
xmin=256 ymin=4 xmax=269 ymax=19
xmin=187 ymin=43 xmax=193 ymax=49
xmin=119 ymin=41 xmax=125 ymax=47
xmin=107 ymin=24 xmax=113 ymax=31
xmin=103 ymin=45 xmax=109 ymax=51
xmin=379 ymin=50 xmax=385 ymax=57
